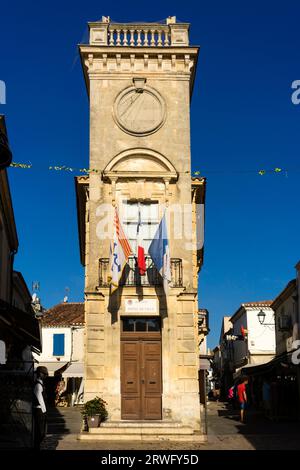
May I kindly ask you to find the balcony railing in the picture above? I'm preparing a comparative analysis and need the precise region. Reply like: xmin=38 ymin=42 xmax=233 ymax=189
xmin=108 ymin=26 xmax=171 ymax=47
xmin=99 ymin=256 xmax=182 ymax=288
xmin=88 ymin=19 xmax=190 ymax=47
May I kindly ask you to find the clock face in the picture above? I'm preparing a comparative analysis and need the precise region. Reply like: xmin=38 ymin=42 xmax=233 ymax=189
xmin=114 ymin=86 xmax=165 ymax=136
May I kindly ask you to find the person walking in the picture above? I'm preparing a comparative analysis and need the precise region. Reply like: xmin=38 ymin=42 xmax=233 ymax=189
xmin=237 ymin=376 xmax=248 ymax=423
xmin=228 ymin=385 xmax=235 ymax=409
xmin=33 ymin=366 xmax=48 ymax=449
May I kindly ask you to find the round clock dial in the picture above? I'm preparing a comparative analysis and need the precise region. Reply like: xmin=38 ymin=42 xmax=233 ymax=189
xmin=114 ymin=86 xmax=165 ymax=136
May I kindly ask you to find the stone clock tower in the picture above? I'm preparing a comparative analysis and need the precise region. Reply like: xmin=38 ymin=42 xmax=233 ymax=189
xmin=76 ymin=16 xmax=206 ymax=441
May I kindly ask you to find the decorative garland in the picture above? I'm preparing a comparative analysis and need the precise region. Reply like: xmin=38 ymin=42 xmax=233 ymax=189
xmin=9 ymin=162 xmax=291 ymax=176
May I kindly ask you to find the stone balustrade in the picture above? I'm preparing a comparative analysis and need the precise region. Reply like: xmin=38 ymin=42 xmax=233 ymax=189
xmin=88 ymin=19 xmax=190 ymax=47
xmin=108 ymin=25 xmax=171 ymax=47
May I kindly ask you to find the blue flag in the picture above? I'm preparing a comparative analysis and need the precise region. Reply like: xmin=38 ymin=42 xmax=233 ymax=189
xmin=148 ymin=211 xmax=171 ymax=292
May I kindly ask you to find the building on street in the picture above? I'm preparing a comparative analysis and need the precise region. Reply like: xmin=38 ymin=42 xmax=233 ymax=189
xmin=241 ymin=262 xmax=300 ymax=420
xmin=34 ymin=302 xmax=85 ymax=407
xmin=230 ymin=301 xmax=276 ymax=375
xmin=75 ymin=16 xmax=207 ymax=441
xmin=0 ymin=115 xmax=41 ymax=448
xmin=218 ymin=316 xmax=233 ymax=397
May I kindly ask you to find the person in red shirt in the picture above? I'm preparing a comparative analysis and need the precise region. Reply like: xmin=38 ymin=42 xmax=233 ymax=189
xmin=237 ymin=377 xmax=248 ymax=423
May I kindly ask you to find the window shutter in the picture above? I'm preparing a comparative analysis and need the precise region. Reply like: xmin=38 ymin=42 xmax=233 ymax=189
xmin=53 ymin=334 xmax=65 ymax=356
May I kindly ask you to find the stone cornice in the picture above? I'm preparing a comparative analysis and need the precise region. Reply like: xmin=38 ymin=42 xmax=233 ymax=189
xmin=79 ymin=45 xmax=199 ymax=99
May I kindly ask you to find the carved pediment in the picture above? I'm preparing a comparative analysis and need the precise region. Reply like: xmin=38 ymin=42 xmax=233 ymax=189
xmin=103 ymin=149 xmax=177 ymax=181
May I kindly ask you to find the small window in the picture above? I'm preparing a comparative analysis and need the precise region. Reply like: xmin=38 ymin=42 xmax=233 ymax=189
xmin=121 ymin=201 xmax=159 ymax=254
xmin=53 ymin=334 xmax=65 ymax=356
xmin=148 ymin=319 xmax=160 ymax=331
xmin=123 ymin=319 xmax=135 ymax=332
xmin=135 ymin=319 xmax=147 ymax=331
xmin=122 ymin=318 xmax=161 ymax=332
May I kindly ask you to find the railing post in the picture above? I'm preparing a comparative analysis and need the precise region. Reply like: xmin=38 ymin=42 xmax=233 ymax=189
xmin=116 ymin=29 xmax=121 ymax=46
xmin=109 ymin=28 xmax=115 ymax=46
xmin=157 ymin=30 xmax=162 ymax=46
xmin=122 ymin=29 xmax=128 ymax=46
xmin=150 ymin=29 xmax=156 ymax=46
xmin=137 ymin=29 xmax=142 ymax=46
xmin=130 ymin=29 xmax=135 ymax=46
xmin=143 ymin=29 xmax=149 ymax=46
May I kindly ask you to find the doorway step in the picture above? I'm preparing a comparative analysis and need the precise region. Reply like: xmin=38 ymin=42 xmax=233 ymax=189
xmin=78 ymin=421 xmax=206 ymax=442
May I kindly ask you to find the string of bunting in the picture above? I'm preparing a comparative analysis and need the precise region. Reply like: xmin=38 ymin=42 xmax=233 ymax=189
xmin=10 ymin=162 xmax=101 ymax=173
xmin=193 ymin=168 xmax=288 ymax=176
xmin=9 ymin=162 xmax=293 ymax=176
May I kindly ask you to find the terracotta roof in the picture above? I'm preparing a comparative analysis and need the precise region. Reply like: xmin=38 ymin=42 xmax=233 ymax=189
xmin=230 ymin=300 xmax=273 ymax=323
xmin=41 ymin=302 xmax=84 ymax=327
xmin=241 ymin=301 xmax=273 ymax=308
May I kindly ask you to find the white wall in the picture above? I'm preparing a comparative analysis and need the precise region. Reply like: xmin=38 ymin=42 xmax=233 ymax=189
xmin=72 ymin=327 xmax=85 ymax=362
xmin=35 ymin=327 xmax=72 ymax=362
xmin=199 ymin=336 xmax=207 ymax=355
xmin=247 ymin=307 xmax=276 ymax=354
xmin=232 ymin=307 xmax=276 ymax=369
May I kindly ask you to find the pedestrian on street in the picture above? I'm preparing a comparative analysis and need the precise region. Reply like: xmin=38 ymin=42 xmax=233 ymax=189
xmin=33 ymin=366 xmax=48 ymax=449
xmin=228 ymin=385 xmax=235 ymax=409
xmin=237 ymin=376 xmax=248 ymax=423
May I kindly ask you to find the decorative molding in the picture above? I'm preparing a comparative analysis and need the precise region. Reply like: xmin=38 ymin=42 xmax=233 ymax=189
xmin=103 ymin=148 xmax=178 ymax=182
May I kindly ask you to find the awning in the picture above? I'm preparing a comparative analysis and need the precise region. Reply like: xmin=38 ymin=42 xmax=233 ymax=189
xmin=241 ymin=351 xmax=296 ymax=376
xmin=35 ymin=361 xmax=69 ymax=376
xmin=62 ymin=362 xmax=84 ymax=378
xmin=0 ymin=299 xmax=41 ymax=351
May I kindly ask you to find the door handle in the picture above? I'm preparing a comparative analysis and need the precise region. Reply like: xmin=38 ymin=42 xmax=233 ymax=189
xmin=127 ymin=381 xmax=133 ymax=384
xmin=149 ymin=381 xmax=156 ymax=384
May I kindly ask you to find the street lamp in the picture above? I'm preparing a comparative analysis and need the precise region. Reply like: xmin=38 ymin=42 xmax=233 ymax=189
xmin=257 ymin=309 xmax=266 ymax=324
xmin=257 ymin=309 xmax=274 ymax=326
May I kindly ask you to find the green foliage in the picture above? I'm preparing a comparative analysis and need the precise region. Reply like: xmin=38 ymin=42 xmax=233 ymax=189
xmin=81 ymin=396 xmax=108 ymax=420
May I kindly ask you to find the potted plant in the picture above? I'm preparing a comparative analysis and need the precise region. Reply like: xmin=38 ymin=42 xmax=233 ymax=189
xmin=81 ymin=396 xmax=108 ymax=429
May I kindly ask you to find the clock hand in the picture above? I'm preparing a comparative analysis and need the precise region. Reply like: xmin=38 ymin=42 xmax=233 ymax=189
xmin=128 ymin=93 xmax=146 ymax=129
xmin=120 ymin=92 xmax=143 ymax=119
xmin=122 ymin=94 xmax=147 ymax=125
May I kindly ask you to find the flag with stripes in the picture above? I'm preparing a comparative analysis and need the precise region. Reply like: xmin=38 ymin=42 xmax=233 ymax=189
xmin=109 ymin=207 xmax=132 ymax=292
xmin=136 ymin=203 xmax=146 ymax=275
xmin=148 ymin=209 xmax=171 ymax=294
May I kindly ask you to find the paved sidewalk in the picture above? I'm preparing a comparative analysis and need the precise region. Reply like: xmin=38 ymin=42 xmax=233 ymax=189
xmin=41 ymin=402 xmax=300 ymax=450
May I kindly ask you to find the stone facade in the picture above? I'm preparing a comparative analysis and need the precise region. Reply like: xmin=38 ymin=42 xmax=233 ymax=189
xmin=76 ymin=17 xmax=206 ymax=438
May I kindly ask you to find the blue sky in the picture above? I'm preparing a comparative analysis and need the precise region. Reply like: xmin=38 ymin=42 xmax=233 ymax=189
xmin=0 ymin=0 xmax=299 ymax=348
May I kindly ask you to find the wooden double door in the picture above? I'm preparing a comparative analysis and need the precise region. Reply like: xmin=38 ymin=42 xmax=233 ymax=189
xmin=121 ymin=318 xmax=162 ymax=420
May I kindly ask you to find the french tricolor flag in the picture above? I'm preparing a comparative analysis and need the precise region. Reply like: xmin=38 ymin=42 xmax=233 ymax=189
xmin=137 ymin=203 xmax=146 ymax=275
xmin=148 ymin=209 xmax=171 ymax=294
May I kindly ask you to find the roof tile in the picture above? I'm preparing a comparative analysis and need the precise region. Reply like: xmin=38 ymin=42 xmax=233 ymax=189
xmin=41 ymin=302 xmax=84 ymax=327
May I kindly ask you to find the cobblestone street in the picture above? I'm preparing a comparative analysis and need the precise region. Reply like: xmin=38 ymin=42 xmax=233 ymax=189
xmin=41 ymin=401 xmax=300 ymax=450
